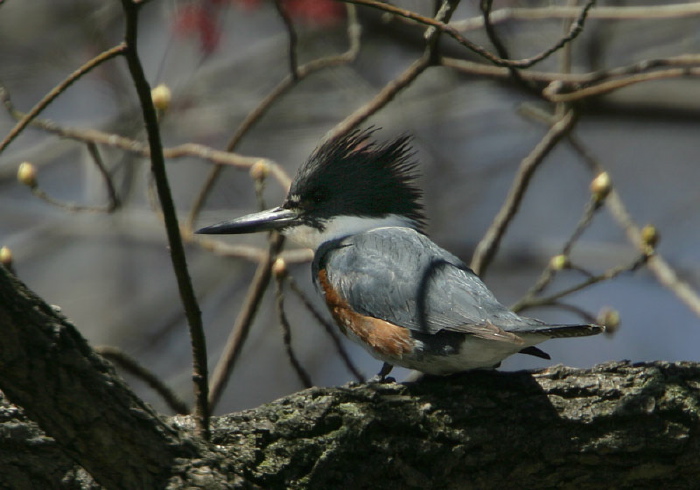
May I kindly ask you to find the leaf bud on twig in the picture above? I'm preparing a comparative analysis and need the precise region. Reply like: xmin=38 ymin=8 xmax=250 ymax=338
xmin=550 ymin=254 xmax=570 ymax=271
xmin=597 ymin=307 xmax=621 ymax=335
xmin=590 ymin=171 xmax=611 ymax=203
xmin=151 ymin=83 xmax=172 ymax=111
xmin=0 ymin=246 xmax=13 ymax=268
xmin=272 ymin=258 xmax=288 ymax=279
xmin=250 ymin=160 xmax=270 ymax=181
xmin=17 ymin=162 xmax=38 ymax=188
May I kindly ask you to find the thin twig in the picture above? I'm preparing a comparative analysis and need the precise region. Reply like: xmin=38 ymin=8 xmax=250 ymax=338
xmin=273 ymin=0 xmax=299 ymax=80
xmin=553 ymin=0 xmax=578 ymax=119
xmin=452 ymin=2 xmax=700 ymax=30
xmin=28 ymin=187 xmax=112 ymax=213
xmin=344 ymin=0 xmax=594 ymax=69
xmin=327 ymin=56 xmax=431 ymax=141
xmin=440 ymin=54 xmax=700 ymax=87
xmin=287 ymin=275 xmax=365 ymax=382
xmin=328 ymin=0 xmax=460 ymax=141
xmin=513 ymin=195 xmax=606 ymax=305
xmin=512 ymin=253 xmax=648 ymax=312
xmin=86 ymin=142 xmax=120 ymax=212
xmin=0 ymin=89 xmax=293 ymax=190
xmin=470 ymin=110 xmax=577 ymax=277
xmin=20 ymin=142 xmax=121 ymax=213
xmin=208 ymin=233 xmax=285 ymax=410
xmin=0 ymin=43 xmax=126 ymax=155
xmin=120 ymin=0 xmax=209 ymax=439
xmin=197 ymin=237 xmax=313 ymax=265
xmin=480 ymin=0 xmax=510 ymax=61
xmin=569 ymin=135 xmax=700 ymax=319
xmin=274 ymin=275 xmax=313 ymax=388
xmin=96 ymin=346 xmax=190 ymax=415
xmin=479 ymin=0 xmax=528 ymax=88
xmin=562 ymin=195 xmax=606 ymax=262
xmin=544 ymin=67 xmax=700 ymax=102
xmin=225 ymin=8 xmax=360 ymax=154
xmin=187 ymin=5 xmax=361 ymax=229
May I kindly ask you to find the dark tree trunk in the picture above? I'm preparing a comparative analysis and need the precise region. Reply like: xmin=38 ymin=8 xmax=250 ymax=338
xmin=0 ymin=266 xmax=698 ymax=489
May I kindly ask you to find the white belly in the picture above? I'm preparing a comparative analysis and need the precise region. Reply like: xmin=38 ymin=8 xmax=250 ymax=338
xmin=360 ymin=333 xmax=548 ymax=375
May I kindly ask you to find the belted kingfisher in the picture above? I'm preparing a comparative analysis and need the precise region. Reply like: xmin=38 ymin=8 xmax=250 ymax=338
xmin=198 ymin=129 xmax=604 ymax=378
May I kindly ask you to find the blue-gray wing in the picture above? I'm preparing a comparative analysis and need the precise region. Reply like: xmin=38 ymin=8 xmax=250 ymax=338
xmin=314 ymin=227 xmax=539 ymax=342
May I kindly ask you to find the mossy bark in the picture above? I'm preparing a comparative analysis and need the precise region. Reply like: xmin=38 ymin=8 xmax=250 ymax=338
xmin=1 ymin=266 xmax=698 ymax=489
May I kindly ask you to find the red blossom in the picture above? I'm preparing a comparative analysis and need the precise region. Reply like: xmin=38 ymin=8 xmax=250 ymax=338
xmin=283 ymin=0 xmax=345 ymax=26
xmin=173 ymin=2 xmax=223 ymax=54
xmin=173 ymin=0 xmax=346 ymax=53
xmin=231 ymin=0 xmax=262 ymax=9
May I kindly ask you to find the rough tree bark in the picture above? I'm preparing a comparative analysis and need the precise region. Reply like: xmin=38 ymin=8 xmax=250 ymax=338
xmin=0 ymin=266 xmax=698 ymax=489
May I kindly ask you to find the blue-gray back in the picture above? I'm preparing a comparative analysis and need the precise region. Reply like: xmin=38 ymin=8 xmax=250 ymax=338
xmin=313 ymin=227 xmax=541 ymax=336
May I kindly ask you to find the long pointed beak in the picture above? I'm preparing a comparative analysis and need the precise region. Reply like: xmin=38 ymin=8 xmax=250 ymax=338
xmin=196 ymin=206 xmax=300 ymax=235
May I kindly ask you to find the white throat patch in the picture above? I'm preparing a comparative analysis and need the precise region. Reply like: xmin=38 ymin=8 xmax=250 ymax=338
xmin=283 ymin=214 xmax=417 ymax=250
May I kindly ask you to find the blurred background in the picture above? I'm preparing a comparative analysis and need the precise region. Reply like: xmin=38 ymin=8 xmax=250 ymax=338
xmin=1 ymin=0 xmax=699 ymax=415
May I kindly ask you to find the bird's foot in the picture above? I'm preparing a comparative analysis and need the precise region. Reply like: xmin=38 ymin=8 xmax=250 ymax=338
xmin=368 ymin=362 xmax=395 ymax=383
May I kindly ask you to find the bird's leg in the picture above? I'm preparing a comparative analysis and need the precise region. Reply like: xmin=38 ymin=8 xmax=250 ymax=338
xmin=368 ymin=362 xmax=395 ymax=383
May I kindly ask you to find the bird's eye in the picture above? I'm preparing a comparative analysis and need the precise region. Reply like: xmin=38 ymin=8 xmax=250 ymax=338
xmin=307 ymin=188 xmax=327 ymax=205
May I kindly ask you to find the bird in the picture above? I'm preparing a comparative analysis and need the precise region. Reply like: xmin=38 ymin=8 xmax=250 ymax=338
xmin=197 ymin=129 xmax=604 ymax=379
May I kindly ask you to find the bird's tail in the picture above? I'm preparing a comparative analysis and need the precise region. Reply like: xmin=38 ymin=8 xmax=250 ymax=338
xmin=531 ymin=323 xmax=605 ymax=338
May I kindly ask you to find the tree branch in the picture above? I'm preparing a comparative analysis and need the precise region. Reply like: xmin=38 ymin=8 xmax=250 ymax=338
xmin=1 ymin=264 xmax=699 ymax=488
xmin=119 ymin=0 xmax=210 ymax=438
xmin=202 ymin=360 xmax=700 ymax=488
xmin=0 ymin=267 xmax=200 ymax=488
xmin=208 ymin=233 xmax=286 ymax=410
xmin=470 ymin=110 xmax=577 ymax=276
xmin=0 ymin=44 xmax=126 ymax=155
xmin=344 ymin=0 xmax=594 ymax=69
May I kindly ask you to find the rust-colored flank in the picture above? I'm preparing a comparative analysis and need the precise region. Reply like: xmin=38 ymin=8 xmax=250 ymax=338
xmin=318 ymin=269 xmax=412 ymax=358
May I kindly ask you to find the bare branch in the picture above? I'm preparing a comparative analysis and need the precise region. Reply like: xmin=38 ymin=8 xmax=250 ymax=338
xmin=512 ymin=253 xmax=648 ymax=312
xmin=119 ymin=0 xmax=209 ymax=439
xmin=0 ymin=267 xmax=209 ymax=488
xmin=188 ymin=5 xmax=361 ymax=228
xmin=86 ymin=143 xmax=120 ymax=212
xmin=0 ymin=88 xmax=293 ymax=197
xmin=18 ymin=143 xmax=120 ymax=212
xmin=569 ymin=136 xmax=700 ymax=320
xmin=96 ymin=346 xmax=190 ymax=415
xmin=328 ymin=0 xmax=461 ymax=140
xmin=511 ymin=195 xmax=606 ymax=309
xmin=441 ymin=54 xmax=700 ymax=87
xmin=452 ymin=2 xmax=700 ymax=30
xmin=470 ymin=110 xmax=577 ymax=277
xmin=274 ymin=273 xmax=313 ymax=388
xmin=273 ymin=0 xmax=299 ymax=80
xmin=544 ymin=67 xmax=700 ymax=102
xmin=0 ymin=44 xmax=126 ymax=155
xmin=479 ymin=0 xmax=528 ymax=88
xmin=26 ymin=187 xmax=113 ymax=213
xmin=209 ymin=233 xmax=285 ymax=410
xmin=343 ymin=0 xmax=594 ymax=69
